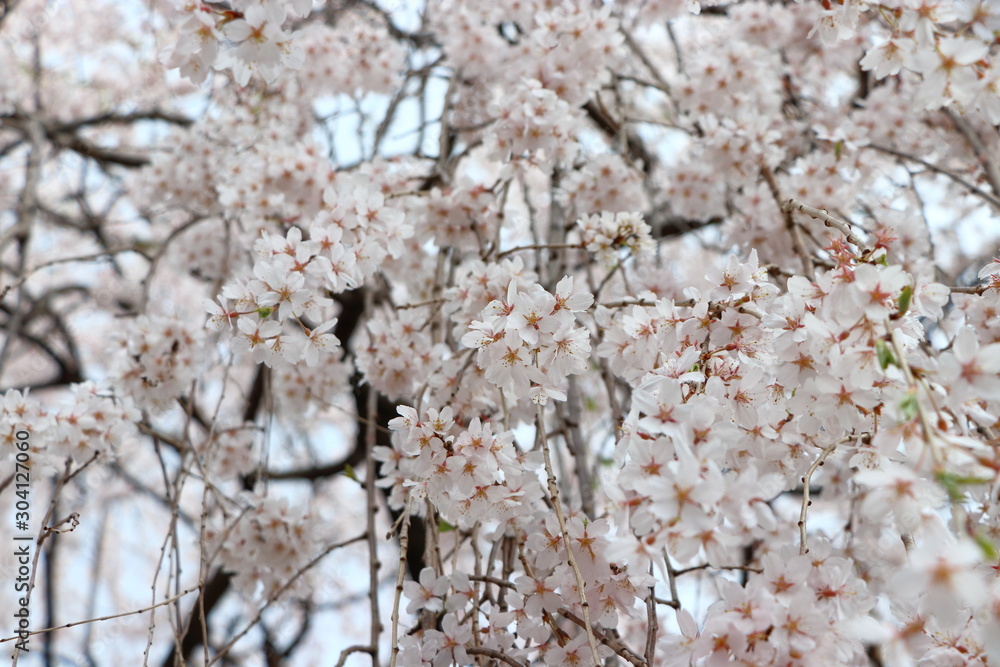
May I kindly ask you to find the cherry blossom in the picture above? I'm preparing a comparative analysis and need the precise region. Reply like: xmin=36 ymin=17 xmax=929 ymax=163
xmin=8 ymin=0 xmax=1000 ymax=664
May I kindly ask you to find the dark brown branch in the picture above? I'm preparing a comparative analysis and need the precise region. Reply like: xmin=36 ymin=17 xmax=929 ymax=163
xmin=50 ymin=110 xmax=194 ymax=134
xmin=583 ymin=100 xmax=656 ymax=176
xmin=1 ymin=112 xmax=154 ymax=168
xmin=266 ymin=458 xmax=357 ymax=481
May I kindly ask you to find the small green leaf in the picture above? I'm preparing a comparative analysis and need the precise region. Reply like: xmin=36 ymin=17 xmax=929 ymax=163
xmin=898 ymin=392 xmax=918 ymax=421
xmin=834 ymin=140 xmax=844 ymax=160
xmin=897 ymin=285 xmax=913 ymax=316
xmin=876 ymin=339 xmax=896 ymax=370
xmin=935 ymin=470 xmax=993 ymax=488
xmin=439 ymin=519 xmax=455 ymax=533
xmin=131 ymin=239 xmax=159 ymax=253
xmin=974 ymin=532 xmax=999 ymax=561
xmin=876 ymin=254 xmax=889 ymax=266
xmin=256 ymin=306 xmax=273 ymax=318
xmin=343 ymin=464 xmax=360 ymax=484
xmin=933 ymin=470 xmax=993 ymax=503
xmin=935 ymin=471 xmax=964 ymax=502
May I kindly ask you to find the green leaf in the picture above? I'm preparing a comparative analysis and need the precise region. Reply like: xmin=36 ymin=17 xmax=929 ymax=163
xmin=933 ymin=470 xmax=992 ymax=503
xmin=256 ymin=306 xmax=273 ymax=318
xmin=834 ymin=140 xmax=844 ymax=160
xmin=876 ymin=339 xmax=896 ymax=370
xmin=343 ymin=464 xmax=360 ymax=484
xmin=974 ymin=532 xmax=999 ymax=561
xmin=898 ymin=392 xmax=918 ymax=421
xmin=935 ymin=471 xmax=964 ymax=502
xmin=897 ymin=285 xmax=913 ymax=316
xmin=936 ymin=470 xmax=993 ymax=488
xmin=439 ymin=519 xmax=455 ymax=533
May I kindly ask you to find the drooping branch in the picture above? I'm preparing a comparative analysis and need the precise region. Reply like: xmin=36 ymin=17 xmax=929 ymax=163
xmin=867 ymin=143 xmax=1000 ymax=212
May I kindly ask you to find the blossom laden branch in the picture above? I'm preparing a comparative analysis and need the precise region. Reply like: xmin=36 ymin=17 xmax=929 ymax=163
xmin=782 ymin=198 xmax=873 ymax=259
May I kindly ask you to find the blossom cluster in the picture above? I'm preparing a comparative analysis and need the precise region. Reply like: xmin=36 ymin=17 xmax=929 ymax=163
xmin=297 ymin=17 xmax=407 ymax=97
xmin=206 ymin=171 xmax=415 ymax=367
xmin=1 ymin=385 xmax=139 ymax=465
xmin=386 ymin=409 xmax=651 ymax=666
xmin=198 ymin=424 xmax=261 ymax=480
xmin=111 ymin=315 xmax=206 ymax=412
xmin=556 ymin=154 xmax=649 ymax=218
xmin=161 ymin=0 xmax=311 ymax=85
xmin=383 ymin=406 xmax=545 ymax=528
xmin=489 ymin=79 xmax=582 ymax=167
xmin=205 ymin=495 xmax=324 ymax=600
xmin=576 ymin=211 xmax=653 ymax=263
xmin=354 ymin=308 xmax=447 ymax=401
xmin=412 ymin=181 xmax=499 ymax=251
xmin=822 ymin=0 xmax=1000 ymax=120
xmin=461 ymin=276 xmax=593 ymax=403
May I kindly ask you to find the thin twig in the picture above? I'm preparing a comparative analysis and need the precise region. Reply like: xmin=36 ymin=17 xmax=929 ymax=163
xmin=466 ymin=647 xmax=528 ymax=667
xmin=536 ymin=404 xmax=602 ymax=667
xmin=643 ymin=562 xmax=658 ymax=666
xmin=760 ymin=163 xmax=814 ymax=275
xmin=619 ymin=27 xmax=671 ymax=95
xmin=799 ymin=442 xmax=838 ymax=555
xmin=334 ymin=645 xmax=375 ymax=667
xmin=948 ymin=285 xmax=989 ymax=294
xmin=389 ymin=494 xmax=415 ymax=667
xmin=206 ymin=533 xmax=367 ymax=666
xmin=496 ymin=242 xmax=582 ymax=259
xmin=945 ymin=109 xmax=1000 ymax=202
xmin=0 ymin=587 xmax=200 ymax=643
xmin=782 ymin=198 xmax=873 ymax=257
xmin=366 ymin=353 xmax=382 ymax=664
xmin=558 ymin=609 xmax=646 ymax=667
xmin=867 ymin=143 xmax=1000 ymax=211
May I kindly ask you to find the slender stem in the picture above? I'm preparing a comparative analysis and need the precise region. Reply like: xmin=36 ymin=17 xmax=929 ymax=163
xmin=782 ymin=198 xmax=873 ymax=257
xmin=945 ymin=109 xmax=1000 ymax=202
xmin=867 ymin=143 xmax=1000 ymax=211
xmin=0 ymin=587 xmax=200 ymax=644
xmin=366 ymin=378 xmax=382 ymax=664
xmin=798 ymin=442 xmax=838 ymax=555
xmin=643 ymin=562 xmax=658 ymax=666
xmin=496 ymin=242 xmax=582 ymax=259
xmin=761 ymin=163 xmax=814 ymax=275
xmin=558 ymin=609 xmax=646 ymax=667
xmin=389 ymin=495 xmax=415 ymax=667
xmin=466 ymin=647 xmax=528 ymax=667
xmin=207 ymin=533 xmax=366 ymax=666
xmin=535 ymin=404 xmax=602 ymax=667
